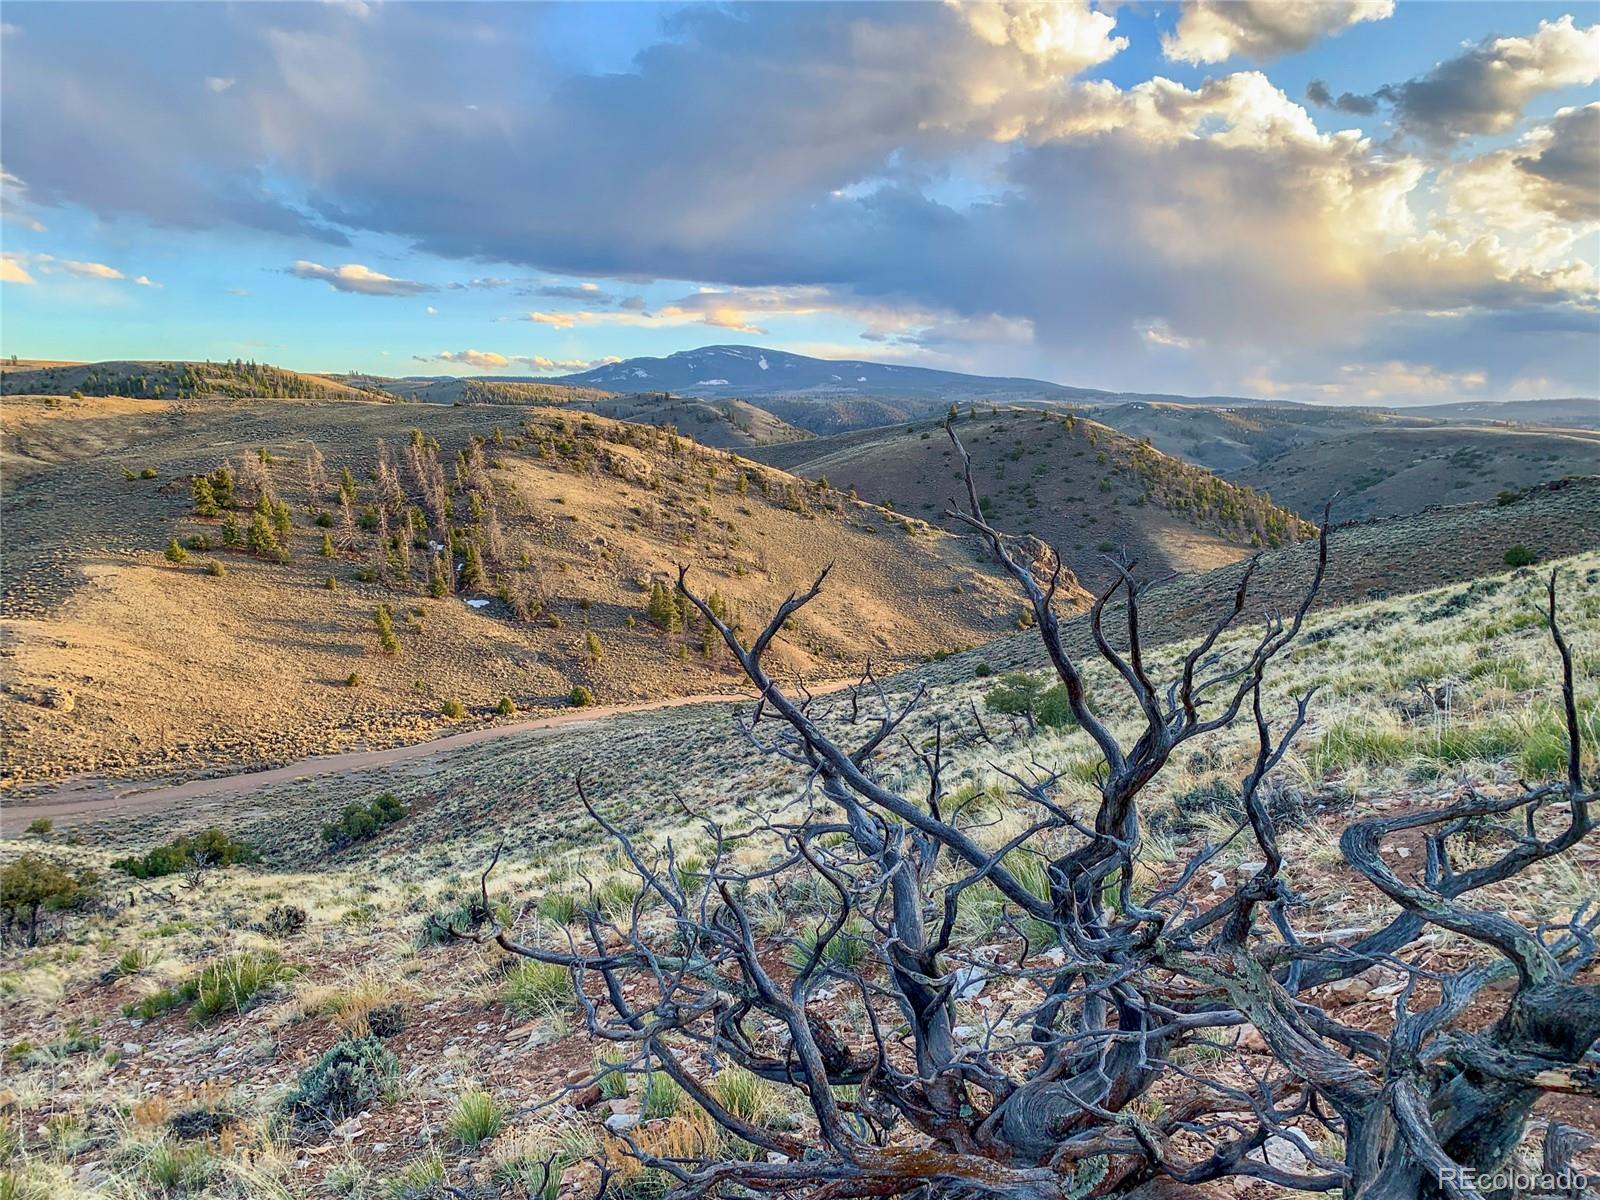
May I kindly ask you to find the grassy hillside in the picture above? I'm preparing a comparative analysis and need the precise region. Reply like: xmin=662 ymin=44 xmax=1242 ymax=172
xmin=0 ymin=359 xmax=396 ymax=403
xmin=582 ymin=393 xmax=811 ymax=449
xmin=750 ymin=407 xmax=1311 ymax=587
xmin=1087 ymin=400 xmax=1435 ymax=473
xmin=339 ymin=375 xmax=615 ymax=406
xmin=1 ymin=395 xmax=1035 ymax=785
xmin=1233 ymin=425 xmax=1600 ymax=520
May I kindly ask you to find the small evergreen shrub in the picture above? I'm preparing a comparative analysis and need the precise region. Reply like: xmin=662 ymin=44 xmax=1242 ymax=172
xmin=164 ymin=539 xmax=188 ymax=565
xmin=112 ymin=828 xmax=257 ymax=879
xmin=282 ymin=1036 xmax=399 ymax=1126
xmin=1503 ymin=545 xmax=1537 ymax=567
xmin=441 ymin=698 xmax=466 ymax=719
xmin=568 ymin=685 xmax=594 ymax=707
xmin=495 ymin=695 xmax=517 ymax=716
xmin=321 ymin=792 xmax=407 ymax=850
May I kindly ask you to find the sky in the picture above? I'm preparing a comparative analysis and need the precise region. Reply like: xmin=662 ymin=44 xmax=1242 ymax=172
xmin=1 ymin=1 xmax=1597 ymax=405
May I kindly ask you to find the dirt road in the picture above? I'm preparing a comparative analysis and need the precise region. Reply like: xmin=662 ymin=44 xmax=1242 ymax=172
xmin=1 ymin=687 xmax=768 ymax=828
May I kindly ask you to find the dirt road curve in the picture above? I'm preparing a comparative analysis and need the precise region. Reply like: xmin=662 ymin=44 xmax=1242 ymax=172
xmin=0 ymin=688 xmax=766 ymax=828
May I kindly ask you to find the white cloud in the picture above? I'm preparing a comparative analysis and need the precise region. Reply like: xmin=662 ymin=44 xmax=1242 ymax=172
xmin=290 ymin=260 xmax=433 ymax=296
xmin=435 ymin=349 xmax=509 ymax=369
xmin=425 ymin=305 xmax=438 ymax=314
xmin=204 ymin=76 xmax=236 ymax=93
xmin=0 ymin=255 xmax=36 ymax=285
xmin=4 ymin=252 xmax=157 ymax=288
xmin=1162 ymin=1 xmax=1392 ymax=65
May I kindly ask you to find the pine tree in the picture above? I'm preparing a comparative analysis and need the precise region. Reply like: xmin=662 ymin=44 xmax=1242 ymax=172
xmin=460 ymin=542 xmax=485 ymax=593
xmin=320 ymin=532 xmax=336 ymax=559
xmin=164 ymin=538 xmax=188 ymax=566
xmin=246 ymin=512 xmax=278 ymax=557
xmin=212 ymin=462 xmax=235 ymax=509
xmin=428 ymin=554 xmax=449 ymax=598
xmin=585 ymin=630 xmax=604 ymax=661
xmin=647 ymin=581 xmax=681 ymax=632
xmin=191 ymin=475 xmax=219 ymax=517
xmin=221 ymin=513 xmax=243 ymax=548
xmin=374 ymin=606 xmax=400 ymax=655
xmin=272 ymin=499 xmax=293 ymax=542
xmin=339 ymin=466 xmax=357 ymax=504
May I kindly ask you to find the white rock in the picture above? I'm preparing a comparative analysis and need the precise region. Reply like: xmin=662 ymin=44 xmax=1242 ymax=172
xmin=1249 ymin=1135 xmax=1309 ymax=1175
xmin=766 ymin=1153 xmax=790 ymax=1164
xmin=950 ymin=966 xmax=987 ymax=1000
xmin=605 ymin=1113 xmax=640 ymax=1134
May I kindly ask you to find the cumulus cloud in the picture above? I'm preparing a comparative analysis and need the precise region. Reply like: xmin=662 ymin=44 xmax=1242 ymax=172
xmin=1367 ymin=15 xmax=1600 ymax=147
xmin=1 ymin=255 xmax=36 ymax=285
xmin=204 ymin=76 xmax=235 ymax=93
xmin=512 ymin=354 xmax=623 ymax=373
xmin=1444 ymin=103 xmax=1600 ymax=227
xmin=434 ymin=349 xmax=510 ymax=369
xmin=290 ymin=260 xmax=433 ymax=296
xmin=1162 ymin=1 xmax=1392 ymax=65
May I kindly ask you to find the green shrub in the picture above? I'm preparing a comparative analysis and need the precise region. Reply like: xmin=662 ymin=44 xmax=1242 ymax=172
xmin=441 ymin=698 xmax=466 ymax=719
xmin=1503 ymin=545 xmax=1537 ymax=568
xmin=184 ymin=534 xmax=210 ymax=552
xmin=496 ymin=695 xmax=517 ymax=716
xmin=501 ymin=960 xmax=575 ymax=1017
xmin=448 ymin=1089 xmax=505 ymax=1148
xmin=205 ymin=559 xmax=226 ymax=578
xmin=568 ymin=685 xmax=594 ymax=707
xmin=112 ymin=828 xmax=258 ymax=879
xmin=283 ymin=1036 xmax=399 ymax=1126
xmin=321 ymin=792 xmax=407 ymax=850
xmin=382 ymin=1151 xmax=445 ymax=1200
xmin=25 ymin=818 xmax=51 ymax=836
xmin=141 ymin=1140 xmax=214 ymax=1193
xmin=973 ymin=662 xmax=992 ymax=678
xmin=585 ymin=630 xmax=604 ymax=660
xmin=139 ymin=467 xmax=158 ymax=480
xmin=1 ymin=854 xmax=90 ymax=947
xmin=164 ymin=538 xmax=189 ymax=565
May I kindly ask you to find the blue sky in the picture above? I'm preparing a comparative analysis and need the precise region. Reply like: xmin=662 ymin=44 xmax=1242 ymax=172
xmin=2 ymin=1 xmax=1596 ymax=404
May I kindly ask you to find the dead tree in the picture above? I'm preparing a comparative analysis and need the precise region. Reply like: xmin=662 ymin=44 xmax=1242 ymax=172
xmin=456 ymin=423 xmax=1595 ymax=1199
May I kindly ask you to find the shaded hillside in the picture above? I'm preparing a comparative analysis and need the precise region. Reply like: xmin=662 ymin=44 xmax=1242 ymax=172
xmin=1234 ymin=426 xmax=1600 ymax=520
xmin=582 ymin=392 xmax=811 ymax=448
xmin=0 ymin=395 xmax=1038 ymax=784
xmin=0 ymin=359 xmax=396 ymax=403
xmin=931 ymin=474 xmax=1600 ymax=686
xmin=1088 ymin=401 xmax=1436 ymax=473
xmin=553 ymin=344 xmax=1080 ymax=402
xmin=749 ymin=408 xmax=1310 ymax=587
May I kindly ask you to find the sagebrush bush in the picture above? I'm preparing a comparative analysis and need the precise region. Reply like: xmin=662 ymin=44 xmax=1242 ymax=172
xmin=568 ymin=685 xmax=595 ymax=707
xmin=283 ymin=1036 xmax=399 ymax=1125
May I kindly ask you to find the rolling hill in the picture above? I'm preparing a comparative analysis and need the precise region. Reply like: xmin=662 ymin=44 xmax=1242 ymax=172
xmin=1232 ymin=425 xmax=1600 ymax=521
xmin=579 ymin=393 xmax=811 ymax=449
xmin=0 ymin=358 xmax=397 ymax=403
xmin=748 ymin=407 xmax=1311 ymax=588
xmin=1085 ymin=401 xmax=1439 ymax=473
xmin=0 ymin=393 xmax=1045 ymax=785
